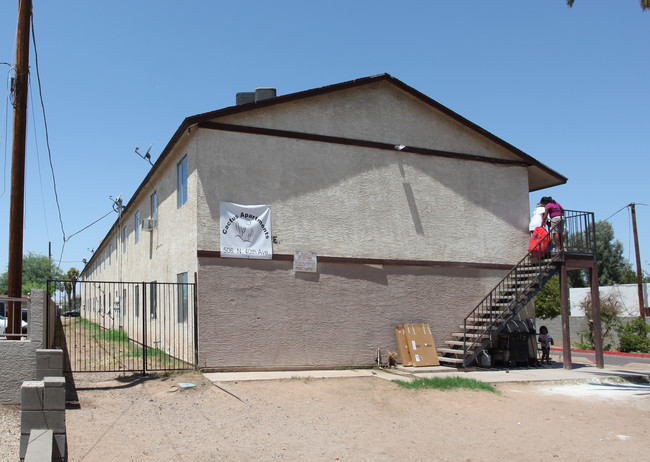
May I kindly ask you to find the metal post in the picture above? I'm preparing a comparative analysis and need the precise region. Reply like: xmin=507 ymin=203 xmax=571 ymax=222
xmin=193 ymin=272 xmax=199 ymax=368
xmin=560 ymin=264 xmax=572 ymax=370
xmin=142 ymin=282 xmax=147 ymax=376
xmin=590 ymin=267 xmax=604 ymax=369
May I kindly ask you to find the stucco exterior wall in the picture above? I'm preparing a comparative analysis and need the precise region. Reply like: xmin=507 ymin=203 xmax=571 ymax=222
xmin=85 ymin=134 xmax=199 ymax=284
xmin=195 ymin=129 xmax=530 ymax=265
xmin=220 ymin=81 xmax=519 ymax=162
xmin=197 ymin=258 xmax=506 ymax=369
xmin=0 ymin=290 xmax=45 ymax=404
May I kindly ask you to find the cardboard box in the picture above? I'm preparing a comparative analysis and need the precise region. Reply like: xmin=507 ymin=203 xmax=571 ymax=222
xmin=394 ymin=325 xmax=413 ymax=366
xmin=403 ymin=323 xmax=439 ymax=367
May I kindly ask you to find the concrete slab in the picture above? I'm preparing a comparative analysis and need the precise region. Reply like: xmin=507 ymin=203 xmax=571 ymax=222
xmin=203 ymin=362 xmax=650 ymax=385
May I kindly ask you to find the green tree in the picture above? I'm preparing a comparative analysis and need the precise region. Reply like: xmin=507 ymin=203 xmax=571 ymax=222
xmin=567 ymin=0 xmax=649 ymax=10
xmin=594 ymin=221 xmax=634 ymax=286
xmin=534 ymin=274 xmax=561 ymax=320
xmin=64 ymin=267 xmax=80 ymax=310
xmin=0 ymin=251 xmax=65 ymax=295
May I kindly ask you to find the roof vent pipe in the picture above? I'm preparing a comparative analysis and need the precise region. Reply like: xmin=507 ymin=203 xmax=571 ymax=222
xmin=255 ymin=88 xmax=276 ymax=102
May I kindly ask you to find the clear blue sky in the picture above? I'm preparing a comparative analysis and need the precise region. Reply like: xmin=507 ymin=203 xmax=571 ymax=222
xmin=1 ymin=1 xmax=648 ymax=277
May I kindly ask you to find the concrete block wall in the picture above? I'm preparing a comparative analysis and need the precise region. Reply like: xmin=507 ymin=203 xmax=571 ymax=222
xmin=35 ymin=349 xmax=63 ymax=380
xmin=0 ymin=290 xmax=46 ymax=404
xmin=20 ymin=376 xmax=67 ymax=461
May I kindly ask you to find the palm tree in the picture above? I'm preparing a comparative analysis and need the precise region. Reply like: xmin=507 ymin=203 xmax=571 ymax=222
xmin=65 ymin=268 xmax=80 ymax=311
xmin=567 ymin=0 xmax=649 ymax=9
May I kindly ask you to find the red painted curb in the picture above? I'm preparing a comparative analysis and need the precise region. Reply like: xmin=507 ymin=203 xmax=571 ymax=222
xmin=550 ymin=347 xmax=650 ymax=359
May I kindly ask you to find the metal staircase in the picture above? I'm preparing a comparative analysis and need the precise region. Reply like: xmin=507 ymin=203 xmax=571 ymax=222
xmin=436 ymin=209 xmax=596 ymax=368
xmin=437 ymin=246 xmax=562 ymax=367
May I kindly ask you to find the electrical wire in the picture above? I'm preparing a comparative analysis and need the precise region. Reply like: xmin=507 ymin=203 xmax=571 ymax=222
xmin=64 ymin=210 xmax=114 ymax=242
xmin=30 ymin=8 xmax=67 ymax=259
xmin=603 ymin=204 xmax=629 ymax=223
xmin=29 ymin=76 xmax=50 ymax=237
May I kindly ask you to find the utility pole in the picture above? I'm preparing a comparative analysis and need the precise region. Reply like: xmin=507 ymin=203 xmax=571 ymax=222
xmin=629 ymin=203 xmax=646 ymax=320
xmin=6 ymin=0 xmax=32 ymax=339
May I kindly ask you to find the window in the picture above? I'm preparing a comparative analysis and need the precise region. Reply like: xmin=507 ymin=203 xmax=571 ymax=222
xmin=150 ymin=281 xmax=157 ymax=319
xmin=134 ymin=285 xmax=140 ymax=318
xmin=108 ymin=243 xmax=112 ymax=265
xmin=177 ymin=272 xmax=188 ymax=323
xmin=135 ymin=210 xmax=140 ymax=244
xmin=151 ymin=191 xmax=158 ymax=222
xmin=177 ymin=155 xmax=187 ymax=208
xmin=122 ymin=226 xmax=127 ymax=253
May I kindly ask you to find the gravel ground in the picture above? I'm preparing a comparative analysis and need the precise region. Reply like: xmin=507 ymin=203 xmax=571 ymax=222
xmin=0 ymin=404 xmax=20 ymax=461
xmin=4 ymin=370 xmax=649 ymax=461
xmin=64 ymin=371 xmax=649 ymax=462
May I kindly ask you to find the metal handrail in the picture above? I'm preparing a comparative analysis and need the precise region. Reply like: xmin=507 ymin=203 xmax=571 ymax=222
xmin=457 ymin=210 xmax=596 ymax=367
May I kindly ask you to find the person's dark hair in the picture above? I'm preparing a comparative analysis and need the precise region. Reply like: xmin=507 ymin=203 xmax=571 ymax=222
xmin=539 ymin=326 xmax=548 ymax=334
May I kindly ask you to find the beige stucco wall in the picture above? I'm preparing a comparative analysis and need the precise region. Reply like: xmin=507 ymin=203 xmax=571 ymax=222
xmin=196 ymin=90 xmax=530 ymax=264
xmin=81 ymin=79 xmax=539 ymax=369
xmin=220 ymin=81 xmax=519 ymax=162
xmin=197 ymin=258 xmax=506 ymax=369
xmin=85 ymin=133 xmax=199 ymax=285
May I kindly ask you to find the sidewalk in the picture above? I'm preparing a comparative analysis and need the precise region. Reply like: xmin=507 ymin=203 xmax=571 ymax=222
xmin=204 ymin=355 xmax=650 ymax=385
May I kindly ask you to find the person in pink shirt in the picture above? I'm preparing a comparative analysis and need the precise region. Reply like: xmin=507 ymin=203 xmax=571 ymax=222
xmin=540 ymin=196 xmax=564 ymax=253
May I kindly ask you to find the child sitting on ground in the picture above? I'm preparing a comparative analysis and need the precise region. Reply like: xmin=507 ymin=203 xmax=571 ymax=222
xmin=539 ymin=325 xmax=553 ymax=365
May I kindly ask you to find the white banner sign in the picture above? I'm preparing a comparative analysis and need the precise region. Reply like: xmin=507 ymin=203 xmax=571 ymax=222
xmin=220 ymin=202 xmax=272 ymax=259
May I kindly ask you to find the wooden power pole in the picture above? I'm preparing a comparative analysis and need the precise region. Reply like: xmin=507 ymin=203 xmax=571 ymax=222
xmin=6 ymin=0 xmax=32 ymax=339
xmin=629 ymin=203 xmax=646 ymax=319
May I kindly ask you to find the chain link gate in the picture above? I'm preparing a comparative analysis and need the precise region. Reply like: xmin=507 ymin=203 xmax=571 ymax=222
xmin=47 ymin=280 xmax=197 ymax=374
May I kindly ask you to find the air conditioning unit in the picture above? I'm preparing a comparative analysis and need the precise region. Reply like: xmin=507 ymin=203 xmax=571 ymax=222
xmin=141 ymin=218 xmax=156 ymax=231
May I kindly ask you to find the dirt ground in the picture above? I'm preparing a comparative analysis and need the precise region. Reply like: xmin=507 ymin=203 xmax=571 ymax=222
xmin=53 ymin=370 xmax=650 ymax=462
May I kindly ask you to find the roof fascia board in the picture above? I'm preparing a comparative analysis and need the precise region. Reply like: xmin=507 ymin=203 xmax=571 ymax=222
xmin=198 ymin=121 xmax=528 ymax=168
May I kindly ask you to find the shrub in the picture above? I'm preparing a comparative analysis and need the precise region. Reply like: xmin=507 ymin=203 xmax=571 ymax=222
xmin=575 ymin=292 xmax=622 ymax=350
xmin=616 ymin=318 xmax=650 ymax=354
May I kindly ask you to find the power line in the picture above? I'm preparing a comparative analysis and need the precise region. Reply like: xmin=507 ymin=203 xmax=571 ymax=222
xmin=28 ymin=77 xmax=50 ymax=238
xmin=603 ymin=204 xmax=629 ymax=222
xmin=30 ymin=8 xmax=66 ymax=251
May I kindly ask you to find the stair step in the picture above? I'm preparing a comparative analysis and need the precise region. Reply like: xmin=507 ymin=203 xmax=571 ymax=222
xmin=438 ymin=356 xmax=464 ymax=364
xmin=459 ymin=324 xmax=499 ymax=330
xmin=444 ymin=339 xmax=486 ymax=348
xmin=451 ymin=332 xmax=483 ymax=339
xmin=437 ymin=347 xmax=466 ymax=356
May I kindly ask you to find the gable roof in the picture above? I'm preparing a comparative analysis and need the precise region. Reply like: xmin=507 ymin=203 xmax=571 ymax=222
xmin=84 ymin=74 xmax=565 ymax=273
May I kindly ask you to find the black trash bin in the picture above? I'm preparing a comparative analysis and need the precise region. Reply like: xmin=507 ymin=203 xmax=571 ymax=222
xmin=489 ymin=320 xmax=533 ymax=367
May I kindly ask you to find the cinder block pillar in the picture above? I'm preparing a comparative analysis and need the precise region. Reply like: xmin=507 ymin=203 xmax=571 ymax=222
xmin=20 ymin=377 xmax=67 ymax=461
xmin=35 ymin=349 xmax=63 ymax=379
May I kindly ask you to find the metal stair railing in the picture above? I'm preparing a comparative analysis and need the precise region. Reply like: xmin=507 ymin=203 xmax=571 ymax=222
xmin=452 ymin=209 xmax=596 ymax=367
xmin=459 ymin=245 xmax=561 ymax=367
